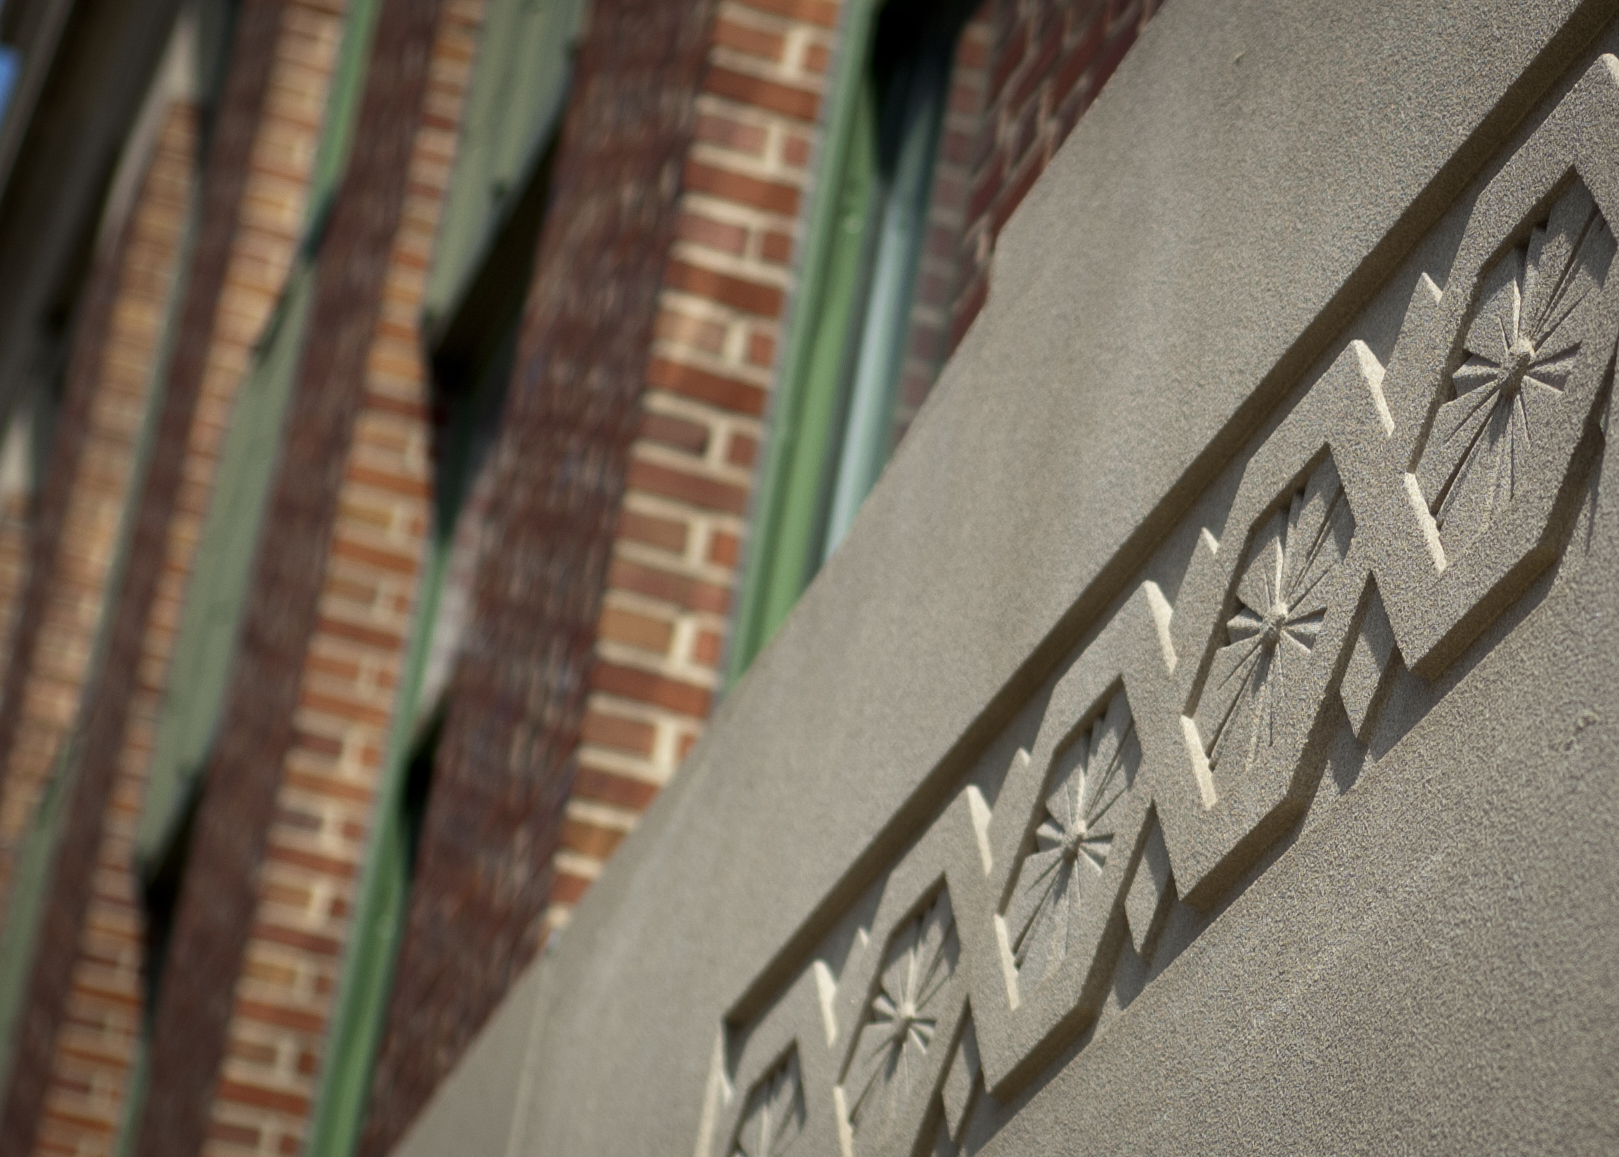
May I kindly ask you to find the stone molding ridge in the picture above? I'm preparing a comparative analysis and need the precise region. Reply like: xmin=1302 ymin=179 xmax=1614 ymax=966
xmin=699 ymin=54 xmax=1619 ymax=1157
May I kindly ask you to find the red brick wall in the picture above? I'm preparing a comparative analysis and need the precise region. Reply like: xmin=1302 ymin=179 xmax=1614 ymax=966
xmin=0 ymin=0 xmax=353 ymax=1153
xmin=128 ymin=0 xmax=453 ymax=1151
xmin=16 ymin=98 xmax=200 ymax=1157
xmin=191 ymin=1 xmax=484 ymax=1150
xmin=948 ymin=0 xmax=1161 ymax=348
xmin=355 ymin=1 xmax=721 ymax=1150
xmin=547 ymin=0 xmax=838 ymax=930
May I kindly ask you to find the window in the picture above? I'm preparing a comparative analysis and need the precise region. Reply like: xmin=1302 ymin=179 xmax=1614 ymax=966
xmin=729 ymin=0 xmax=976 ymax=680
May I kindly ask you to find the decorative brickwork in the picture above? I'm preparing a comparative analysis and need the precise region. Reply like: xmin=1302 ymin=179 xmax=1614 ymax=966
xmin=130 ymin=0 xmax=454 ymax=1152
xmin=0 ymin=0 xmax=354 ymax=1153
xmin=356 ymin=1 xmax=721 ymax=1150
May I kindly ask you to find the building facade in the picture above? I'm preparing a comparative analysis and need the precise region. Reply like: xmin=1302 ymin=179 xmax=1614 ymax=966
xmin=400 ymin=0 xmax=1619 ymax=1153
xmin=0 ymin=0 xmax=1160 ymax=1153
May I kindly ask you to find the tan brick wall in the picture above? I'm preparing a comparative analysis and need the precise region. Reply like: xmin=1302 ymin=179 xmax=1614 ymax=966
xmin=18 ymin=3 xmax=352 ymax=1154
xmin=197 ymin=3 xmax=481 ymax=1152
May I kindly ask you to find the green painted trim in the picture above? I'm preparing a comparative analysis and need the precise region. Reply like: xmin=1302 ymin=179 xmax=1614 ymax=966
xmin=109 ymin=1013 xmax=151 ymax=1157
xmin=726 ymin=0 xmax=972 ymax=682
xmin=134 ymin=266 xmax=315 ymax=868
xmin=422 ymin=0 xmax=583 ymax=332
xmin=726 ymin=0 xmax=880 ymax=683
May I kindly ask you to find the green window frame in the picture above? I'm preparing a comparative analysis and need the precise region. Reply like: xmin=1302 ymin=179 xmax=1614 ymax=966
xmin=421 ymin=0 xmax=583 ymax=341
xmin=728 ymin=0 xmax=974 ymax=682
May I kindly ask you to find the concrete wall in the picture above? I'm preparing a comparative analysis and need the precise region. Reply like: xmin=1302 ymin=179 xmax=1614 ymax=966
xmin=398 ymin=0 xmax=1619 ymax=1152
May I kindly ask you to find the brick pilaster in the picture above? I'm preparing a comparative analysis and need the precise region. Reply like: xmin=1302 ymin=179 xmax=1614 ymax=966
xmin=192 ymin=2 xmax=484 ymax=1150
xmin=550 ymin=0 xmax=841 ymax=925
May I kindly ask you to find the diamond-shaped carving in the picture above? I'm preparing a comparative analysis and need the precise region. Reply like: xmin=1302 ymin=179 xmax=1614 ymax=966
xmin=1416 ymin=180 xmax=1616 ymax=561
xmin=842 ymin=891 xmax=956 ymax=1151
xmin=1003 ymin=690 xmax=1138 ymax=985
xmin=1193 ymin=456 xmax=1354 ymax=781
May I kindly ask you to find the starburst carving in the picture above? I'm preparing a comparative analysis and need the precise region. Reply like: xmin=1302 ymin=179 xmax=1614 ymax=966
xmin=1194 ymin=458 xmax=1353 ymax=779
xmin=843 ymin=892 xmax=956 ymax=1150
xmin=1417 ymin=181 xmax=1615 ymax=557
xmin=1004 ymin=691 xmax=1138 ymax=985
xmin=733 ymin=1051 xmax=805 ymax=1157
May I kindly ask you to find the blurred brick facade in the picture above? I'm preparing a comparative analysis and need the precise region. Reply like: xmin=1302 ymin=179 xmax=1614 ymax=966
xmin=0 ymin=0 xmax=1158 ymax=1152
xmin=130 ymin=0 xmax=454 ymax=1152
xmin=17 ymin=99 xmax=201 ymax=1157
xmin=0 ymin=0 xmax=351 ymax=1153
xmin=0 ymin=92 xmax=198 ymax=1157
xmin=357 ymin=1 xmax=721 ymax=1150
xmin=186 ymin=2 xmax=479 ymax=1151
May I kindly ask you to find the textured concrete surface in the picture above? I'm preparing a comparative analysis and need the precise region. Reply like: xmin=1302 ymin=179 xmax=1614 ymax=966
xmin=397 ymin=0 xmax=1619 ymax=1153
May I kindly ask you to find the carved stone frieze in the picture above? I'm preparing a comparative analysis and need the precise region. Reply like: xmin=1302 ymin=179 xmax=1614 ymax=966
xmin=1415 ymin=180 xmax=1616 ymax=560
xmin=702 ymin=54 xmax=1619 ymax=1157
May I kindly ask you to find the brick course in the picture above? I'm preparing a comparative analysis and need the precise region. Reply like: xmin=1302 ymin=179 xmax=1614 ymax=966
xmin=197 ymin=3 xmax=483 ymax=1150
